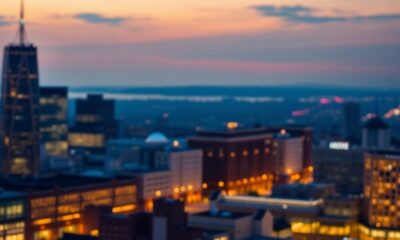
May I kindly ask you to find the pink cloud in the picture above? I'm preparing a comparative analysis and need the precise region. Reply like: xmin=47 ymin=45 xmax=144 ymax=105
xmin=39 ymin=48 xmax=400 ymax=76
xmin=149 ymin=57 xmax=400 ymax=75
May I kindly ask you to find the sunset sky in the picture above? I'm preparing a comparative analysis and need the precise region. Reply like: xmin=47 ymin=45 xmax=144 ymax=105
xmin=1 ymin=0 xmax=400 ymax=87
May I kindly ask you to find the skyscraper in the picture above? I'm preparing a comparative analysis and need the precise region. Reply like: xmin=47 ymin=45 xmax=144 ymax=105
xmin=361 ymin=151 xmax=400 ymax=239
xmin=362 ymin=116 xmax=391 ymax=150
xmin=343 ymin=102 xmax=362 ymax=144
xmin=39 ymin=87 xmax=68 ymax=157
xmin=1 ymin=0 xmax=40 ymax=176
xmin=69 ymin=94 xmax=117 ymax=154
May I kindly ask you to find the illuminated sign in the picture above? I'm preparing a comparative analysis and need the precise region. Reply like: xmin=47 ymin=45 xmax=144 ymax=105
xmin=329 ymin=142 xmax=349 ymax=150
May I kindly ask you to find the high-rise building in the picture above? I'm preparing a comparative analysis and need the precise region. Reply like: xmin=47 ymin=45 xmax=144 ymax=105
xmin=313 ymin=145 xmax=364 ymax=195
xmin=39 ymin=87 xmax=68 ymax=157
xmin=362 ymin=116 xmax=391 ymax=150
xmin=0 ymin=1 xmax=40 ymax=176
xmin=362 ymin=151 xmax=400 ymax=237
xmin=343 ymin=102 xmax=362 ymax=144
xmin=69 ymin=94 xmax=117 ymax=154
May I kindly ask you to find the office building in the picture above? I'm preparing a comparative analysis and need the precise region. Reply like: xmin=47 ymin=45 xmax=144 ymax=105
xmin=362 ymin=116 xmax=391 ymax=150
xmin=153 ymin=198 xmax=203 ymax=240
xmin=105 ymin=133 xmax=170 ymax=171
xmin=0 ymin=174 xmax=137 ymax=240
xmin=0 ymin=189 xmax=26 ymax=240
xmin=130 ymin=170 xmax=172 ymax=211
xmin=39 ymin=87 xmax=68 ymax=157
xmin=361 ymin=151 xmax=400 ymax=239
xmin=343 ymin=102 xmax=362 ymax=144
xmin=313 ymin=145 xmax=364 ymax=195
xmin=271 ymin=130 xmax=304 ymax=183
xmin=267 ymin=126 xmax=313 ymax=171
xmin=187 ymin=126 xmax=275 ymax=195
xmin=1 ymin=1 xmax=40 ymax=176
xmin=188 ymin=125 xmax=312 ymax=195
xmin=155 ymin=148 xmax=203 ymax=203
xmin=69 ymin=94 xmax=117 ymax=154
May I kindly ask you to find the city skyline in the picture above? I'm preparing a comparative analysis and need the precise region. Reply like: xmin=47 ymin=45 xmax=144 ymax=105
xmin=0 ymin=0 xmax=399 ymax=87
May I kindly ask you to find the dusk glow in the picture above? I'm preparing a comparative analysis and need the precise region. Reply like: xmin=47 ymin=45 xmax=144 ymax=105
xmin=1 ymin=2 xmax=400 ymax=240
xmin=1 ymin=0 xmax=400 ymax=87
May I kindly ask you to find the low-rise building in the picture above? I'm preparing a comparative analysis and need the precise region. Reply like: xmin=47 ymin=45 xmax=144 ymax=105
xmin=0 ymin=174 xmax=137 ymax=240
xmin=153 ymin=198 xmax=203 ymax=240
xmin=208 ymin=184 xmax=361 ymax=240
xmin=155 ymin=148 xmax=203 ymax=203
xmin=0 ymin=189 xmax=26 ymax=240
xmin=130 ymin=170 xmax=172 ymax=211
xmin=189 ymin=197 xmax=275 ymax=240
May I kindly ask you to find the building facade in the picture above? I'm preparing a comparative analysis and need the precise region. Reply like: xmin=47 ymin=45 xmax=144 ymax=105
xmin=0 ymin=189 xmax=26 ymax=240
xmin=343 ymin=102 xmax=362 ymax=144
xmin=155 ymin=148 xmax=203 ymax=203
xmin=1 ymin=6 xmax=40 ymax=176
xmin=39 ymin=87 xmax=68 ymax=157
xmin=271 ymin=131 xmax=304 ymax=183
xmin=131 ymin=170 xmax=172 ymax=211
xmin=362 ymin=117 xmax=391 ymax=150
xmin=313 ymin=147 xmax=364 ymax=195
xmin=69 ymin=94 xmax=117 ymax=154
xmin=361 ymin=151 xmax=400 ymax=239
xmin=187 ymin=128 xmax=275 ymax=195
xmin=0 ymin=174 xmax=137 ymax=240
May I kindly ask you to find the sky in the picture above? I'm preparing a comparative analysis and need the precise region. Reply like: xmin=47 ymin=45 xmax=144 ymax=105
xmin=0 ymin=0 xmax=400 ymax=87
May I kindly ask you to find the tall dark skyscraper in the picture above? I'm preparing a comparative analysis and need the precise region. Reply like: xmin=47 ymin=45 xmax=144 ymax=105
xmin=343 ymin=102 xmax=362 ymax=144
xmin=69 ymin=94 xmax=117 ymax=154
xmin=39 ymin=87 xmax=68 ymax=157
xmin=0 ymin=0 xmax=40 ymax=176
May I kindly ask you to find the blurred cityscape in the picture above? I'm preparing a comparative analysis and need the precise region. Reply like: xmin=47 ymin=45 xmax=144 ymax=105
xmin=1 ymin=2 xmax=400 ymax=240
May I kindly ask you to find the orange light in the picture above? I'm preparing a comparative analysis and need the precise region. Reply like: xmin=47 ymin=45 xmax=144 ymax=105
xmin=202 ymin=183 xmax=208 ymax=189
xmin=262 ymin=174 xmax=267 ymax=180
xmin=286 ymin=168 xmax=293 ymax=175
xmin=112 ymin=204 xmax=136 ymax=214
xmin=218 ymin=181 xmax=225 ymax=188
xmin=250 ymin=177 xmax=255 ymax=183
xmin=188 ymin=185 xmax=193 ymax=191
xmin=90 ymin=229 xmax=99 ymax=237
xmin=174 ymin=187 xmax=180 ymax=193
xmin=227 ymin=122 xmax=238 ymax=129
xmin=33 ymin=218 xmax=53 ymax=225
xmin=57 ymin=213 xmax=80 ymax=222
xmin=243 ymin=178 xmax=249 ymax=184
xmin=155 ymin=190 xmax=162 ymax=197
xmin=180 ymin=186 xmax=186 ymax=192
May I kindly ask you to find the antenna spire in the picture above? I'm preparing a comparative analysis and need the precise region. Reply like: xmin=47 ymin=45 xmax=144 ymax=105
xmin=19 ymin=0 xmax=26 ymax=45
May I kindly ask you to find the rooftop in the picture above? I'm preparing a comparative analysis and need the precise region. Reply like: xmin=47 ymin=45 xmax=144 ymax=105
xmin=0 ymin=174 xmax=134 ymax=192
xmin=190 ymin=128 xmax=272 ymax=140
xmin=364 ymin=116 xmax=389 ymax=129
xmin=194 ymin=210 xmax=253 ymax=219
xmin=145 ymin=132 xmax=169 ymax=144
xmin=0 ymin=188 xmax=25 ymax=200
